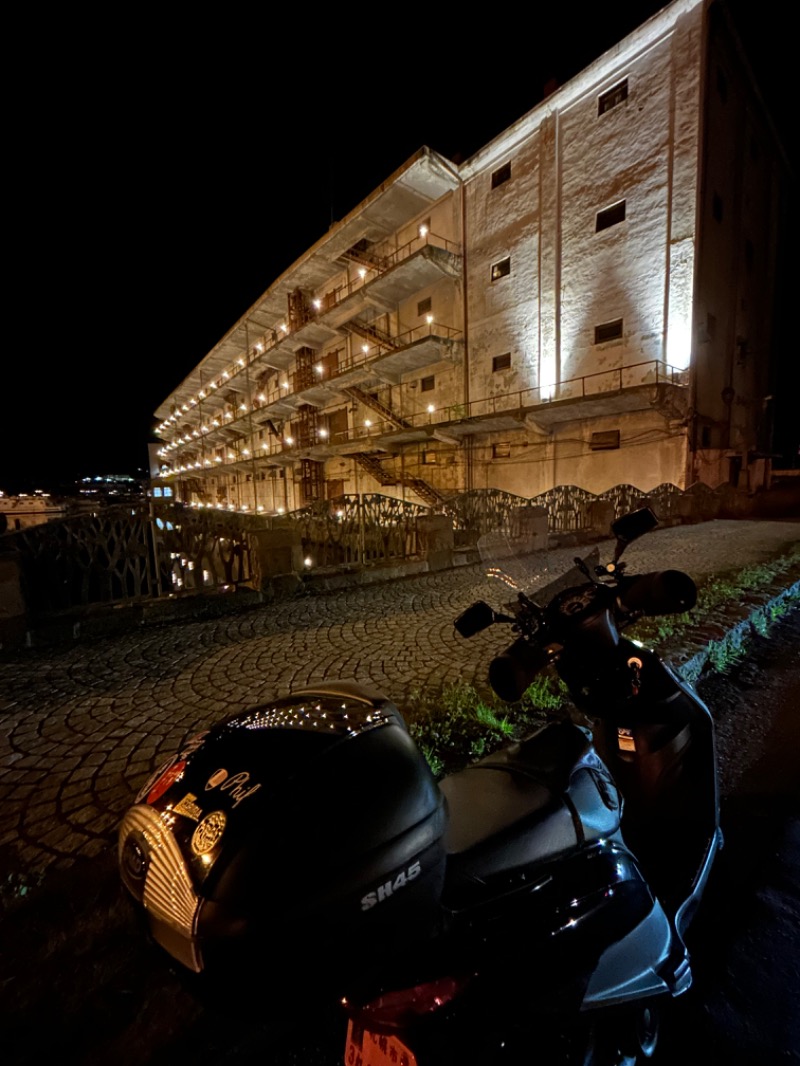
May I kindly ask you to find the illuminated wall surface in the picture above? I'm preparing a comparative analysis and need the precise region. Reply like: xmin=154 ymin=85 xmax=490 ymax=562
xmin=152 ymin=0 xmax=788 ymax=513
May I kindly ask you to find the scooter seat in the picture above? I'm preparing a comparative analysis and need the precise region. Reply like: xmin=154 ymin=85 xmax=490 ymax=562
xmin=440 ymin=721 xmax=622 ymax=883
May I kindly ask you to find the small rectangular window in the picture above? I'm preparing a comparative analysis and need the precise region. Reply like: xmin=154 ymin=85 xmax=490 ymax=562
xmin=417 ymin=296 xmax=432 ymax=316
xmin=596 ymin=200 xmax=626 ymax=232
xmin=491 ymin=162 xmax=511 ymax=188
xmin=594 ymin=319 xmax=623 ymax=344
xmin=493 ymin=353 xmax=512 ymax=372
xmin=492 ymin=442 xmax=511 ymax=458
xmin=598 ymin=79 xmax=628 ymax=116
xmin=420 ymin=375 xmax=435 ymax=392
xmin=491 ymin=257 xmax=511 ymax=282
xmin=590 ymin=430 xmax=620 ymax=450
xmin=422 ymin=450 xmax=437 ymax=465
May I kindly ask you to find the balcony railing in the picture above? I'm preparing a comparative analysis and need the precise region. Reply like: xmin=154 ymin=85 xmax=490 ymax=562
xmin=316 ymin=230 xmax=460 ymax=315
xmin=160 ymin=358 xmax=686 ymax=476
xmin=156 ymin=230 xmax=462 ymax=447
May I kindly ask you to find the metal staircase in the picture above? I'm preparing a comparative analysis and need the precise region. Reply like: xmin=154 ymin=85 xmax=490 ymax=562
xmin=351 ymin=453 xmax=447 ymax=508
xmin=343 ymin=319 xmax=399 ymax=351
xmin=341 ymin=386 xmax=414 ymax=430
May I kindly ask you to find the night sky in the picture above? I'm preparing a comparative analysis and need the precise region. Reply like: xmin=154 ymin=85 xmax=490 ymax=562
xmin=4 ymin=1 xmax=795 ymax=494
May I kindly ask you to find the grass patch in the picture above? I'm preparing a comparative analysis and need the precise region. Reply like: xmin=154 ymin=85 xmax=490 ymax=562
xmin=406 ymin=673 xmax=568 ymax=777
xmin=626 ymin=547 xmax=800 ymax=650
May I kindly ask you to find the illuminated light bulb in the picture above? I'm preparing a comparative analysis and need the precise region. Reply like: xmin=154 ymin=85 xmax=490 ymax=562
xmin=239 ymin=403 xmax=247 ymax=411
xmin=427 ymin=404 xmax=435 ymax=413
xmin=262 ymin=443 xmax=269 ymax=450
xmin=209 ymin=382 xmax=217 ymax=389
xmin=204 ymin=460 xmax=211 ymax=467
xmin=313 ymin=298 xmax=321 ymax=310
xmin=318 ymin=428 xmax=328 ymax=438
xmin=280 ymin=323 xmax=288 ymax=333
xmin=358 ymin=268 xmax=366 ymax=279
xmin=199 ymin=390 xmax=206 ymax=399
xmin=281 ymin=381 xmax=288 ymax=389
xmin=277 ymin=506 xmax=285 ymax=514
xmin=225 ymin=412 xmax=233 ymax=420
xmin=222 ymin=372 xmax=229 ymax=380
xmin=258 ymin=393 xmax=266 ymax=402
xmin=227 ymin=452 xmax=235 ymax=460
xmin=189 ymin=398 xmax=196 ymax=406
xmin=212 ymin=419 xmax=219 ymax=427
xmin=256 ymin=343 xmax=263 ymax=352
xmin=304 ymin=557 xmax=312 ymax=568
xmin=315 ymin=365 xmax=323 ymax=374
xmin=426 ymin=315 xmax=433 ymax=324
xmin=362 ymin=344 xmax=369 ymax=353
xmin=364 ymin=419 xmax=372 ymax=427
xmin=285 ymin=436 xmax=294 ymax=445
xmin=419 ymin=224 xmax=428 ymax=237
xmin=238 ymin=358 xmax=245 ymax=367
xmin=257 ymin=505 xmax=264 ymax=512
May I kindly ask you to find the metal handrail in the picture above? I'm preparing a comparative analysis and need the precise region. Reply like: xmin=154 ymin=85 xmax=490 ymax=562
xmin=162 ymin=358 xmax=687 ymax=475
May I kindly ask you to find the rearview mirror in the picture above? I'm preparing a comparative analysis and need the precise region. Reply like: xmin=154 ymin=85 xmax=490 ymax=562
xmin=611 ymin=507 xmax=659 ymax=561
xmin=454 ymin=601 xmax=495 ymax=638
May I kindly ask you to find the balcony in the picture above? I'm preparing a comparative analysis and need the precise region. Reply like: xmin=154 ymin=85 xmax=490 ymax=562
xmin=315 ymin=233 xmax=461 ymax=329
xmin=160 ymin=359 xmax=685 ymax=481
xmin=273 ymin=360 xmax=689 ymax=458
xmin=154 ymin=148 xmax=462 ymax=426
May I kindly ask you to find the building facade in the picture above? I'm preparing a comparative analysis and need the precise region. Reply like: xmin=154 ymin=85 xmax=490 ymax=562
xmin=152 ymin=0 xmax=788 ymax=514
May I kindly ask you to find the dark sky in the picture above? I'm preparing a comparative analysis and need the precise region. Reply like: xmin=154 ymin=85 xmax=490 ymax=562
xmin=4 ymin=1 xmax=794 ymax=494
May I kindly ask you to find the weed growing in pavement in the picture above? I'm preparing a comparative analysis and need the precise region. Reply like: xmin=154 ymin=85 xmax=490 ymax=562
xmin=627 ymin=548 xmax=800 ymax=651
xmin=406 ymin=673 xmax=568 ymax=777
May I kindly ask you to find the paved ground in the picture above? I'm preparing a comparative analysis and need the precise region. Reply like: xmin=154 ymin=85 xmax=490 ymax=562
xmin=0 ymin=517 xmax=799 ymax=890
xmin=1 ymin=517 xmax=799 ymax=1066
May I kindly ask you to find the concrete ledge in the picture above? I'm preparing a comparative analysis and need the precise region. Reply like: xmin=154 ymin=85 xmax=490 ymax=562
xmin=671 ymin=578 xmax=800 ymax=684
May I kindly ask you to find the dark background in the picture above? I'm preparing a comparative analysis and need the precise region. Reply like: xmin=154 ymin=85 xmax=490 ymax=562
xmin=4 ymin=1 xmax=796 ymax=494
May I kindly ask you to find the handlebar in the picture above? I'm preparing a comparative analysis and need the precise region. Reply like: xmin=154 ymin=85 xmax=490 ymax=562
xmin=483 ymin=568 xmax=696 ymax=703
xmin=616 ymin=569 xmax=696 ymax=616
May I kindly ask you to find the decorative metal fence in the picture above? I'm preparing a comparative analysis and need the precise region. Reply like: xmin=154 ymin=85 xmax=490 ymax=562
xmin=2 ymin=481 xmax=742 ymax=621
xmin=288 ymin=493 xmax=427 ymax=568
xmin=8 ymin=504 xmax=159 ymax=616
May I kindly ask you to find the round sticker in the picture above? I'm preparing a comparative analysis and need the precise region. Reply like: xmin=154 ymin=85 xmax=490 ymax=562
xmin=146 ymin=760 xmax=186 ymax=805
xmin=191 ymin=811 xmax=227 ymax=856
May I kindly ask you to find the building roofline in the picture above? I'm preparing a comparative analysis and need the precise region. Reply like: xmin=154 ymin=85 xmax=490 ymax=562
xmin=459 ymin=0 xmax=707 ymax=180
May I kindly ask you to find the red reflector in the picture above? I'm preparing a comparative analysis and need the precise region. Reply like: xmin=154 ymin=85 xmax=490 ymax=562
xmin=357 ymin=974 xmax=473 ymax=1028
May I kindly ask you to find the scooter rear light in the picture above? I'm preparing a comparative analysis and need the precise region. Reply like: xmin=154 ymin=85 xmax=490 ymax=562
xmin=348 ymin=973 xmax=473 ymax=1029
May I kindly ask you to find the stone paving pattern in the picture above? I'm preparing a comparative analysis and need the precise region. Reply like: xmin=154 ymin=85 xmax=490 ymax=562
xmin=1 ymin=518 xmax=798 ymax=886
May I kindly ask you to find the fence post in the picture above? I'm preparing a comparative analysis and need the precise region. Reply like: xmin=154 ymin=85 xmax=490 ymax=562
xmin=358 ymin=493 xmax=365 ymax=566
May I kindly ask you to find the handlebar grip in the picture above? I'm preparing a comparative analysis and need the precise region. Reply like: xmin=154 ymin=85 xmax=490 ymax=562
xmin=489 ymin=638 xmax=550 ymax=703
xmin=617 ymin=569 xmax=696 ymax=616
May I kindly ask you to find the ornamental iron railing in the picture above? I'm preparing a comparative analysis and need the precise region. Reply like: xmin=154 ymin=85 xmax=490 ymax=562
xmin=2 ymin=481 xmax=743 ymax=621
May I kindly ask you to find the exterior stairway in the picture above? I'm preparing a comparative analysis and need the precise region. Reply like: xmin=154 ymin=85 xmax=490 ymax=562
xmin=341 ymin=386 xmax=413 ymax=430
xmin=351 ymin=453 xmax=447 ymax=508
xmin=343 ymin=319 xmax=399 ymax=351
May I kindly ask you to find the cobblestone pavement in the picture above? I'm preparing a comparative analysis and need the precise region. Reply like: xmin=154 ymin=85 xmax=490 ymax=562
xmin=1 ymin=518 xmax=799 ymax=886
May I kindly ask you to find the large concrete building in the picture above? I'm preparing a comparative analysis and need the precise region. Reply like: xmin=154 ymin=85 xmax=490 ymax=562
xmin=152 ymin=0 xmax=789 ymax=515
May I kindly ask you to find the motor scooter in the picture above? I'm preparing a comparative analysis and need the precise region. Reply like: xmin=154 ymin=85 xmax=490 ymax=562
xmin=117 ymin=508 xmax=721 ymax=1065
